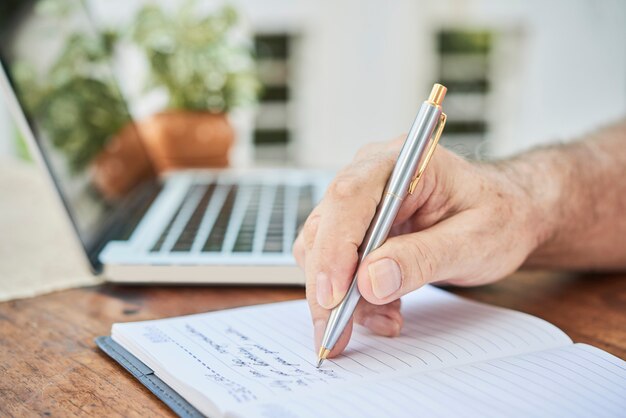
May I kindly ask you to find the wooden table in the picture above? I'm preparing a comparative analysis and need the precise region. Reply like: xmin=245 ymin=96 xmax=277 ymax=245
xmin=1 ymin=271 xmax=624 ymax=417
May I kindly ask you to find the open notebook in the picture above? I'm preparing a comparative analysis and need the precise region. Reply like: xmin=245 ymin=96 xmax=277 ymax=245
xmin=97 ymin=286 xmax=626 ymax=418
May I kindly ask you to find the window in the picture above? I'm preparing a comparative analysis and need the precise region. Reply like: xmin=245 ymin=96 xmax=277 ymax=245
xmin=254 ymin=34 xmax=293 ymax=164
xmin=436 ymin=30 xmax=492 ymax=159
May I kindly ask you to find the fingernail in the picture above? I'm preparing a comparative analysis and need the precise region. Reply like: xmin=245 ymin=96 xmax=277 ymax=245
xmin=313 ymin=319 xmax=326 ymax=350
xmin=362 ymin=314 xmax=401 ymax=337
xmin=368 ymin=258 xmax=402 ymax=299
xmin=316 ymin=272 xmax=333 ymax=308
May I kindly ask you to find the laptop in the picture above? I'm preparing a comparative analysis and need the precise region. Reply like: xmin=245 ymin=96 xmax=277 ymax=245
xmin=0 ymin=0 xmax=330 ymax=284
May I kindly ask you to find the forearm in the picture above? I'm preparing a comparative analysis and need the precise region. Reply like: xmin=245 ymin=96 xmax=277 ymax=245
xmin=504 ymin=119 xmax=626 ymax=270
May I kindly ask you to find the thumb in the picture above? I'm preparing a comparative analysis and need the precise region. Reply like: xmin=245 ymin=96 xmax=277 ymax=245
xmin=356 ymin=215 xmax=466 ymax=305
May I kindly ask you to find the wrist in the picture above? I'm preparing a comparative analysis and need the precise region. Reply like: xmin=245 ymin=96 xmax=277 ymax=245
xmin=490 ymin=152 xmax=564 ymax=263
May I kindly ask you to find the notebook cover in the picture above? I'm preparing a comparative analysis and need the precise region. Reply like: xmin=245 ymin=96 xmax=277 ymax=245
xmin=95 ymin=336 xmax=205 ymax=418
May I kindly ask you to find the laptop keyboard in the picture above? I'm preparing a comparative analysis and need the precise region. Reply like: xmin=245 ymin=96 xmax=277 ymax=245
xmin=150 ymin=182 xmax=314 ymax=255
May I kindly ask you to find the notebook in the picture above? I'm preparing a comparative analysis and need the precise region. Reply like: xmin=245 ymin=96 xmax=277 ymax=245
xmin=97 ymin=286 xmax=626 ymax=418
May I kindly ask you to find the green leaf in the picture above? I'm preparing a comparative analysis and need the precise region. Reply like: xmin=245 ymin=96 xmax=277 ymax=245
xmin=127 ymin=0 xmax=260 ymax=113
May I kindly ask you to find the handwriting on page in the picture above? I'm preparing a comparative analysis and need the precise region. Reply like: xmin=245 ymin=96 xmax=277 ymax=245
xmin=115 ymin=285 xmax=573 ymax=407
xmin=138 ymin=317 xmax=344 ymax=404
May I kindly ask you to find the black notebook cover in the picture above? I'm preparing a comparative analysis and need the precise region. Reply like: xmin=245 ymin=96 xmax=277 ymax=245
xmin=95 ymin=336 xmax=205 ymax=418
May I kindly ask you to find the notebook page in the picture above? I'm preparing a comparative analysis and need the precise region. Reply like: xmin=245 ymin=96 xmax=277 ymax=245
xmin=233 ymin=344 xmax=626 ymax=418
xmin=112 ymin=285 xmax=571 ymax=415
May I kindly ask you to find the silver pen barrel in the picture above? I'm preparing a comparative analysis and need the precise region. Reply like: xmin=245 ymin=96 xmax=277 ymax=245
xmin=318 ymin=85 xmax=446 ymax=364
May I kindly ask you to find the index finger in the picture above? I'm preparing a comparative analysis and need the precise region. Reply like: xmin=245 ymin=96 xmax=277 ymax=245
xmin=306 ymin=140 xmax=400 ymax=310
xmin=306 ymin=277 xmax=354 ymax=357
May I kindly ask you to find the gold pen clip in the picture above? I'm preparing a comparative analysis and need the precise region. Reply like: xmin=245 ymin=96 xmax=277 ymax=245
xmin=408 ymin=112 xmax=447 ymax=194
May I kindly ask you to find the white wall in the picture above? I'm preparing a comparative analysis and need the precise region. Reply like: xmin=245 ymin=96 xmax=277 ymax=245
xmin=293 ymin=1 xmax=431 ymax=168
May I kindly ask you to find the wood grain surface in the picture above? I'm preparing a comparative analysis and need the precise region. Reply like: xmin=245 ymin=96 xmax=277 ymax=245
xmin=0 ymin=271 xmax=624 ymax=417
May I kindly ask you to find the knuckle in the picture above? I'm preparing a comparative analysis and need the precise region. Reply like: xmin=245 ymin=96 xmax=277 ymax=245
xmin=327 ymin=174 xmax=361 ymax=200
xmin=292 ymin=238 xmax=301 ymax=256
xmin=355 ymin=142 xmax=380 ymax=160
xmin=304 ymin=206 xmax=321 ymax=226
xmin=407 ymin=237 xmax=437 ymax=286
xmin=292 ymin=237 xmax=304 ymax=264
xmin=305 ymin=281 xmax=318 ymax=308
xmin=302 ymin=213 xmax=321 ymax=243
xmin=316 ymin=241 xmax=359 ymax=277
xmin=326 ymin=176 xmax=378 ymax=223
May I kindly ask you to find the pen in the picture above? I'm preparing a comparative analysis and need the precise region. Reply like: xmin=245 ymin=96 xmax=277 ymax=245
xmin=317 ymin=83 xmax=447 ymax=368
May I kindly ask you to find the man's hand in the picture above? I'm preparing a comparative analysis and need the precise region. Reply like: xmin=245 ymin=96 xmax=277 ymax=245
xmin=293 ymin=137 xmax=544 ymax=358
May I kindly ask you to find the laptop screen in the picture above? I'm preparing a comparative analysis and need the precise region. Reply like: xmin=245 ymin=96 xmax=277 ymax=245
xmin=0 ymin=0 xmax=156 ymax=268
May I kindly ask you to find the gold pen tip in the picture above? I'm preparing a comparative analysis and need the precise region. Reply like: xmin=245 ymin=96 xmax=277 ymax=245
xmin=316 ymin=347 xmax=330 ymax=368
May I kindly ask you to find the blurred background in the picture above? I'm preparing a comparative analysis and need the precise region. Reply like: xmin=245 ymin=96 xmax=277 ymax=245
xmin=0 ymin=0 xmax=625 ymax=301
xmin=1 ymin=0 xmax=625 ymax=168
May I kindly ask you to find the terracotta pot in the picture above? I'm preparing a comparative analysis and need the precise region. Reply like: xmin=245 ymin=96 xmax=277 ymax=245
xmin=138 ymin=110 xmax=234 ymax=173
xmin=92 ymin=123 xmax=155 ymax=201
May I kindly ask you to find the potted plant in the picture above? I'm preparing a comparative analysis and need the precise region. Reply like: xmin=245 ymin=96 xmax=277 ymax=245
xmin=128 ymin=2 xmax=261 ymax=173
xmin=12 ymin=8 xmax=154 ymax=200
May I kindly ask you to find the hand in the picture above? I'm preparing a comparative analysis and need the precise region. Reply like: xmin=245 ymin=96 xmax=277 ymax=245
xmin=293 ymin=136 xmax=544 ymax=357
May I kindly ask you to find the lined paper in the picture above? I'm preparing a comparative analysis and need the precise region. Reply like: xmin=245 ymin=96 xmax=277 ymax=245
xmin=236 ymin=344 xmax=626 ymax=418
xmin=112 ymin=285 xmax=571 ymax=416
